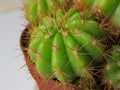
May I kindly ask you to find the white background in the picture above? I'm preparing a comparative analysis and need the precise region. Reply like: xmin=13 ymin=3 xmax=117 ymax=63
xmin=0 ymin=0 xmax=37 ymax=90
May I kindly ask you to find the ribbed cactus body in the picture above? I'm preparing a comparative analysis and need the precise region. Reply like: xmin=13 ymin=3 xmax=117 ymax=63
xmin=25 ymin=0 xmax=67 ymax=23
xmin=73 ymin=0 xmax=120 ymax=28
xmin=93 ymin=0 xmax=120 ymax=15
xmin=28 ymin=9 xmax=105 ymax=82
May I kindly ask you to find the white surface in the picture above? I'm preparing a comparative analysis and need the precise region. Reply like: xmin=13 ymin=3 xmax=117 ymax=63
xmin=0 ymin=0 xmax=27 ymax=14
xmin=0 ymin=10 xmax=36 ymax=90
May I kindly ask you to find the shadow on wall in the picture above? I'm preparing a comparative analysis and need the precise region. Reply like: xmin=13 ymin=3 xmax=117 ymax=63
xmin=0 ymin=0 xmax=27 ymax=14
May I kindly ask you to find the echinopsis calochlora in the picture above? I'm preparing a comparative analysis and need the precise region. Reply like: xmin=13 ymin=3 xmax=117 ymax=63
xmin=21 ymin=0 xmax=120 ymax=89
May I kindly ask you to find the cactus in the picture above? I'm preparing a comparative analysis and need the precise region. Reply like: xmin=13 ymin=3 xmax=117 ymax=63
xmin=113 ymin=3 xmax=120 ymax=28
xmin=25 ymin=0 xmax=67 ymax=23
xmin=104 ymin=45 xmax=120 ymax=89
xmin=93 ymin=0 xmax=120 ymax=15
xmin=74 ymin=0 xmax=120 ymax=29
xmin=20 ymin=0 xmax=120 ymax=89
xmin=28 ymin=9 xmax=105 ymax=87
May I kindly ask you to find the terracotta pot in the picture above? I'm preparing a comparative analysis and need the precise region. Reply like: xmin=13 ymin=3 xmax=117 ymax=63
xmin=20 ymin=27 xmax=78 ymax=90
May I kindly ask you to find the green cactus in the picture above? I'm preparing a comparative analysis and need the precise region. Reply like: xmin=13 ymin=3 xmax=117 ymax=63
xmin=21 ymin=0 xmax=120 ymax=89
xmin=113 ymin=3 xmax=120 ymax=28
xmin=104 ymin=45 xmax=120 ymax=89
xmin=28 ymin=8 xmax=105 ymax=85
xmin=25 ymin=0 xmax=38 ymax=23
xmin=73 ymin=0 xmax=120 ymax=28
xmin=93 ymin=0 xmax=120 ymax=15
xmin=25 ymin=0 xmax=67 ymax=23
